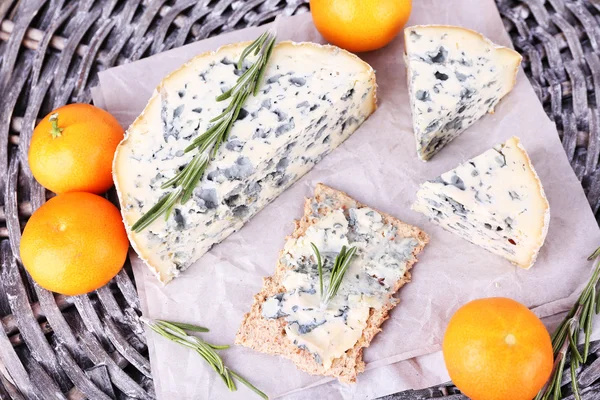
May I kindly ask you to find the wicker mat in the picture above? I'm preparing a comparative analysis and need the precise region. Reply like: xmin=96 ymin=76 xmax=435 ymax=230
xmin=0 ymin=0 xmax=599 ymax=399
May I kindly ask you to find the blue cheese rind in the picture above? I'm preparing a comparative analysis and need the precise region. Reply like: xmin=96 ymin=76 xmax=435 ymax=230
xmin=236 ymin=184 xmax=429 ymax=383
xmin=113 ymin=42 xmax=377 ymax=283
xmin=412 ymin=136 xmax=549 ymax=269
xmin=404 ymin=25 xmax=522 ymax=161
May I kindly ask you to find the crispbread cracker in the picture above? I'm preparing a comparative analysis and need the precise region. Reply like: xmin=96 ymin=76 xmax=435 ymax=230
xmin=235 ymin=183 xmax=428 ymax=383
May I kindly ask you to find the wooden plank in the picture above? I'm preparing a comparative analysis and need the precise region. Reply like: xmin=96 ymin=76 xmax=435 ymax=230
xmin=0 ymin=54 xmax=32 ymax=201
xmin=380 ymin=391 xmax=467 ymax=400
xmin=34 ymin=287 xmax=79 ymax=350
xmin=84 ymin=364 xmax=116 ymax=399
xmin=73 ymin=17 xmax=117 ymax=103
xmin=96 ymin=284 xmax=144 ymax=340
xmin=18 ymin=55 xmax=58 ymax=177
xmin=22 ymin=354 xmax=66 ymax=400
xmin=0 ymin=372 xmax=15 ymax=400
xmin=0 ymin=369 xmax=27 ymax=400
xmin=0 ymin=247 xmax=36 ymax=400
xmin=72 ymin=295 xmax=110 ymax=349
xmin=2 ymin=302 xmax=42 ymax=336
xmin=50 ymin=8 xmax=102 ymax=104
xmin=103 ymin=317 xmax=151 ymax=377
xmin=0 ymin=0 xmax=44 ymax=91
xmin=115 ymin=268 xmax=141 ymax=311
xmin=76 ymin=328 xmax=149 ymax=399
xmin=55 ymin=345 xmax=113 ymax=400
xmin=579 ymin=356 xmax=600 ymax=387
xmin=8 ymin=320 xmax=52 ymax=347
xmin=1 ymin=241 xmax=70 ymax=390
xmin=29 ymin=3 xmax=77 ymax=86
xmin=4 ymin=139 xmax=22 ymax=262
xmin=4 ymin=145 xmax=38 ymax=302
xmin=563 ymin=380 xmax=600 ymax=400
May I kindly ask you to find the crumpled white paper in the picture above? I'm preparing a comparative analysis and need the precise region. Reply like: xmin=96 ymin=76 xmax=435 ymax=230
xmin=92 ymin=0 xmax=600 ymax=398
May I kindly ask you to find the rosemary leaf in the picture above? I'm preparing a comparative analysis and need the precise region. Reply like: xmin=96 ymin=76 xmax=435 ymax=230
xmin=163 ymin=321 xmax=210 ymax=332
xmin=254 ymin=37 xmax=276 ymax=96
xmin=553 ymin=355 xmax=566 ymax=400
xmin=583 ymin=286 xmax=595 ymax=362
xmin=181 ymin=162 xmax=209 ymax=203
xmin=324 ymin=245 xmax=357 ymax=305
xmin=224 ymin=368 xmax=236 ymax=391
xmin=229 ymin=369 xmax=269 ymax=400
xmin=132 ymin=30 xmax=277 ymax=233
xmin=141 ymin=317 xmax=268 ymax=399
xmin=551 ymin=320 xmax=569 ymax=353
xmin=218 ymin=369 xmax=232 ymax=389
xmin=588 ymin=246 xmax=600 ymax=260
xmin=536 ymin=390 xmax=545 ymax=400
xmin=131 ymin=188 xmax=183 ymax=232
xmin=185 ymin=123 xmax=221 ymax=152
xmin=209 ymin=343 xmax=230 ymax=350
xmin=157 ymin=320 xmax=188 ymax=336
xmin=571 ymin=357 xmax=581 ymax=400
xmin=311 ymin=244 xmax=357 ymax=307
xmin=580 ymin=302 xmax=589 ymax=336
xmin=567 ymin=325 xmax=583 ymax=364
xmin=310 ymin=243 xmax=324 ymax=300
xmin=237 ymin=38 xmax=259 ymax=70
xmin=195 ymin=341 xmax=224 ymax=374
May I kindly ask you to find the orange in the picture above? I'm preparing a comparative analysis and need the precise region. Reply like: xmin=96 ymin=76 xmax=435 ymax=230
xmin=443 ymin=297 xmax=553 ymax=400
xmin=20 ymin=192 xmax=129 ymax=296
xmin=310 ymin=0 xmax=412 ymax=53
xmin=29 ymin=103 xmax=124 ymax=194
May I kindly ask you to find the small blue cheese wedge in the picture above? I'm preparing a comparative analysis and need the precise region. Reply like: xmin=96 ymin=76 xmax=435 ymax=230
xmin=404 ymin=25 xmax=522 ymax=161
xmin=412 ymin=136 xmax=549 ymax=269
xmin=236 ymin=184 xmax=429 ymax=383
xmin=113 ymin=42 xmax=377 ymax=283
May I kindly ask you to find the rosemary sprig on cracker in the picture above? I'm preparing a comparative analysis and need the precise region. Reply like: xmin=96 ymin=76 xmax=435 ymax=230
xmin=132 ymin=30 xmax=277 ymax=232
xmin=535 ymin=246 xmax=600 ymax=400
xmin=311 ymin=243 xmax=357 ymax=306
xmin=140 ymin=317 xmax=268 ymax=399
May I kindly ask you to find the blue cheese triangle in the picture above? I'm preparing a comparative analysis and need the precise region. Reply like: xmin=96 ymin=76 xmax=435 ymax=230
xmin=404 ymin=25 xmax=522 ymax=161
xmin=113 ymin=42 xmax=376 ymax=283
xmin=412 ymin=136 xmax=549 ymax=269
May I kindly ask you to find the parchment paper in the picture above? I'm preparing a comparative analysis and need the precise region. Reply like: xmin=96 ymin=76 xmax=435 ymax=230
xmin=93 ymin=0 xmax=600 ymax=398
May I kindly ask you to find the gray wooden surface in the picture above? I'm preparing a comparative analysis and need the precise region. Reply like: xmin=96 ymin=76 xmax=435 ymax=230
xmin=0 ymin=0 xmax=599 ymax=398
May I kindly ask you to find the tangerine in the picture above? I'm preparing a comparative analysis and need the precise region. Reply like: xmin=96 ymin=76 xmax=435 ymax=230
xmin=20 ymin=192 xmax=129 ymax=296
xmin=443 ymin=297 xmax=553 ymax=400
xmin=29 ymin=103 xmax=124 ymax=194
xmin=310 ymin=0 xmax=412 ymax=53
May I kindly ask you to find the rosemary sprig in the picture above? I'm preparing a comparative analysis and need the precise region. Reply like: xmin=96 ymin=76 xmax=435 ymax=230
xmin=311 ymin=243 xmax=357 ymax=307
xmin=132 ymin=30 xmax=277 ymax=232
xmin=535 ymin=246 xmax=600 ymax=400
xmin=140 ymin=317 xmax=268 ymax=399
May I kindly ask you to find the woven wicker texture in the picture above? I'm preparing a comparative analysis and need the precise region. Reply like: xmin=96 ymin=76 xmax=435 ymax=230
xmin=0 ymin=0 xmax=599 ymax=399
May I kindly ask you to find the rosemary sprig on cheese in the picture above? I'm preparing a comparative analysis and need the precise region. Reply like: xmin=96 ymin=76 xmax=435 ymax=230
xmin=140 ymin=317 xmax=268 ymax=399
xmin=535 ymin=246 xmax=600 ymax=400
xmin=131 ymin=31 xmax=277 ymax=232
xmin=311 ymin=243 xmax=357 ymax=306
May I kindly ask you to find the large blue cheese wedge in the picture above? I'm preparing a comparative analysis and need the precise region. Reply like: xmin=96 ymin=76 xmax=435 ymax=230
xmin=412 ymin=136 xmax=549 ymax=269
xmin=404 ymin=25 xmax=522 ymax=161
xmin=236 ymin=184 xmax=428 ymax=383
xmin=113 ymin=42 xmax=376 ymax=283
